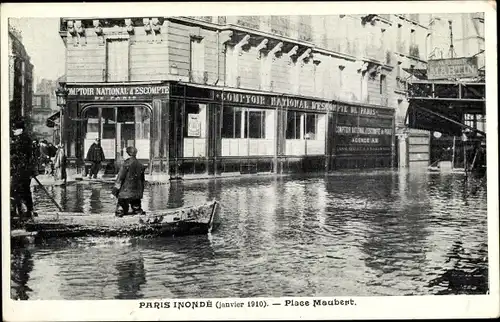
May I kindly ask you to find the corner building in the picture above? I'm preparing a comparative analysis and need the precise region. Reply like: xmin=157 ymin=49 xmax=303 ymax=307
xmin=58 ymin=15 xmax=429 ymax=178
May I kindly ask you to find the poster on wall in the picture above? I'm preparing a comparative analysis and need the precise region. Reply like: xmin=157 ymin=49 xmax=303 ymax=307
xmin=187 ymin=114 xmax=201 ymax=137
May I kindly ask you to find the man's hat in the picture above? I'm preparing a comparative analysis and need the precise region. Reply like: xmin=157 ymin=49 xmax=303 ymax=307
xmin=126 ymin=146 xmax=137 ymax=156
xmin=13 ymin=120 xmax=25 ymax=130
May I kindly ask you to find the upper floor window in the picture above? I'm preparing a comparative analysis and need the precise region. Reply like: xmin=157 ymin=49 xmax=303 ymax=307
xmin=106 ymin=39 xmax=129 ymax=82
xmin=190 ymin=37 xmax=206 ymax=83
xmin=380 ymin=75 xmax=387 ymax=95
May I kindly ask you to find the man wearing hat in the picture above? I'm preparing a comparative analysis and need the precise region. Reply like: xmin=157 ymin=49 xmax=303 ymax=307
xmin=112 ymin=146 xmax=146 ymax=217
xmin=10 ymin=119 xmax=36 ymax=219
xmin=86 ymin=138 xmax=105 ymax=179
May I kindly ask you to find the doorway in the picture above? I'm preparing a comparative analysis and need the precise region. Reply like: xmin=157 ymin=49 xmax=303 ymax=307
xmin=82 ymin=104 xmax=152 ymax=173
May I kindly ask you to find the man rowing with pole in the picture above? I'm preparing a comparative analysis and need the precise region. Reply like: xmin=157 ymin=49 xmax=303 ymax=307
xmin=10 ymin=119 xmax=37 ymax=221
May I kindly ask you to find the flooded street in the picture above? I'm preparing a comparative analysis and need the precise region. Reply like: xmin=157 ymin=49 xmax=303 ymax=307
xmin=11 ymin=171 xmax=488 ymax=299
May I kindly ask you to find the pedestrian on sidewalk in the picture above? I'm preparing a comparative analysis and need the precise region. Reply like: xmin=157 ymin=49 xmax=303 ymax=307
xmin=86 ymin=138 xmax=105 ymax=179
xmin=53 ymin=144 xmax=67 ymax=183
xmin=10 ymin=119 xmax=36 ymax=220
xmin=112 ymin=146 xmax=146 ymax=217
xmin=40 ymin=140 xmax=56 ymax=175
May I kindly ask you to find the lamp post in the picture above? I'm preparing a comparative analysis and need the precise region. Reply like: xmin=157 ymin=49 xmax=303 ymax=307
xmin=55 ymin=85 xmax=69 ymax=147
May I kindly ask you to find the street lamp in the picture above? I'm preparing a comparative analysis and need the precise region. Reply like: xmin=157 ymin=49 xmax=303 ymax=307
xmin=55 ymin=85 xmax=69 ymax=146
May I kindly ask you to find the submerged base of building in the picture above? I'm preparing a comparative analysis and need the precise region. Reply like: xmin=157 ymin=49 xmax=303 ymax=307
xmin=56 ymin=81 xmax=396 ymax=179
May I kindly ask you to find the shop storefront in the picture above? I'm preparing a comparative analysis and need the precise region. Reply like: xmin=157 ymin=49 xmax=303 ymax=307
xmin=63 ymin=82 xmax=169 ymax=175
xmin=60 ymin=81 xmax=395 ymax=178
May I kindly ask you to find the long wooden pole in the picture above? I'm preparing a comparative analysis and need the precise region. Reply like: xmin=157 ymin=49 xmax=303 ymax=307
xmin=451 ymin=136 xmax=456 ymax=169
xmin=33 ymin=176 xmax=63 ymax=212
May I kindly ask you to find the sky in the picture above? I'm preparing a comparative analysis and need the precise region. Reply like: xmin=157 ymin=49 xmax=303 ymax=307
xmin=9 ymin=18 xmax=66 ymax=87
xmin=8 ymin=13 xmax=482 ymax=87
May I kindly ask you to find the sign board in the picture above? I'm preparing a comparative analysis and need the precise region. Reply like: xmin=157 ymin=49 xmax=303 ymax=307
xmin=215 ymin=92 xmax=393 ymax=116
xmin=187 ymin=114 xmax=201 ymax=137
xmin=427 ymin=57 xmax=478 ymax=80
xmin=67 ymin=84 xmax=170 ymax=100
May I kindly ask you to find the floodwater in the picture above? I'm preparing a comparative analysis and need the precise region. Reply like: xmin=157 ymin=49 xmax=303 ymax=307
xmin=10 ymin=171 xmax=489 ymax=299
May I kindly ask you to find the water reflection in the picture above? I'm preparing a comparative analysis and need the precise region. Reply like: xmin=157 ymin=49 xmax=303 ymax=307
xmin=427 ymin=240 xmax=488 ymax=294
xmin=11 ymin=247 xmax=34 ymax=300
xmin=16 ymin=171 xmax=489 ymax=299
xmin=115 ymin=251 xmax=146 ymax=299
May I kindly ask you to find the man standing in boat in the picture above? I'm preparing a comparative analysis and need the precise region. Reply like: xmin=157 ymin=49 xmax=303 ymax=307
xmin=10 ymin=119 xmax=36 ymax=219
xmin=112 ymin=146 xmax=146 ymax=217
xmin=86 ymin=138 xmax=105 ymax=179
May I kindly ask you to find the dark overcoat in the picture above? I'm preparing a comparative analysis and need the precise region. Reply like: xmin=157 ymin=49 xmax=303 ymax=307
xmin=11 ymin=132 xmax=33 ymax=178
xmin=114 ymin=156 xmax=145 ymax=199
xmin=86 ymin=143 xmax=105 ymax=162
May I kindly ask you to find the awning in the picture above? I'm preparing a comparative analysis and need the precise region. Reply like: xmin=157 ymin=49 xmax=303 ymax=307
xmin=46 ymin=111 xmax=60 ymax=128
xmin=406 ymin=100 xmax=486 ymax=137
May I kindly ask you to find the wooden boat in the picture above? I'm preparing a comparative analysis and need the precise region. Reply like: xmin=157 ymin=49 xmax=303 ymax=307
xmin=13 ymin=200 xmax=220 ymax=240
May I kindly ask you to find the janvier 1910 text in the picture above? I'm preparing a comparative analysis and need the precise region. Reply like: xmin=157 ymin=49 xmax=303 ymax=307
xmin=138 ymin=298 xmax=356 ymax=310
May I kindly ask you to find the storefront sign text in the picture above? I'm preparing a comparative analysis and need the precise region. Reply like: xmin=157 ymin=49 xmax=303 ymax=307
xmin=336 ymin=126 xmax=393 ymax=136
xmin=68 ymin=85 xmax=170 ymax=98
xmin=427 ymin=57 xmax=478 ymax=80
xmin=220 ymin=92 xmax=381 ymax=116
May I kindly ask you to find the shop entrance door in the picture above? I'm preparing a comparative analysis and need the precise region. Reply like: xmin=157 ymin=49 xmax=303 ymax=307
xmin=116 ymin=106 xmax=136 ymax=164
xmin=82 ymin=105 xmax=152 ymax=175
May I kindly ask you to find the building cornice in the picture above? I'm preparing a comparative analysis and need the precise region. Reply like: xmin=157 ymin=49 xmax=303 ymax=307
xmin=394 ymin=14 xmax=429 ymax=29
xmin=395 ymin=51 xmax=427 ymax=64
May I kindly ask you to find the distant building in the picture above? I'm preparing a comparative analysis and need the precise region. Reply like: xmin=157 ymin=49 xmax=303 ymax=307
xmin=427 ymin=13 xmax=484 ymax=70
xmin=406 ymin=13 xmax=485 ymax=169
xmin=8 ymin=22 xmax=34 ymax=133
xmin=31 ymin=93 xmax=55 ymax=142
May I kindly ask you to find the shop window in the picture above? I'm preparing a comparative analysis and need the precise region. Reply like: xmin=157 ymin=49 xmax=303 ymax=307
xmin=222 ymin=106 xmax=242 ymax=138
xmin=184 ymin=103 xmax=201 ymax=137
xmin=82 ymin=105 xmax=151 ymax=162
xmin=305 ymin=113 xmax=318 ymax=140
xmin=286 ymin=111 xmax=302 ymax=139
xmin=183 ymin=102 xmax=207 ymax=158
xmin=101 ymin=108 xmax=116 ymax=139
xmin=135 ymin=107 xmax=151 ymax=140
xmin=246 ymin=110 xmax=266 ymax=139
xmin=221 ymin=106 xmax=274 ymax=157
xmin=84 ymin=107 xmax=99 ymax=135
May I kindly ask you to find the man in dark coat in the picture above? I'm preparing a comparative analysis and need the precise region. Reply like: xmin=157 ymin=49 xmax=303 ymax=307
xmin=10 ymin=120 xmax=36 ymax=219
xmin=86 ymin=138 xmax=105 ymax=179
xmin=112 ymin=146 xmax=146 ymax=217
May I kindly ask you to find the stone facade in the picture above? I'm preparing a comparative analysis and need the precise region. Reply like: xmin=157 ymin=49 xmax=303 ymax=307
xmin=8 ymin=22 xmax=34 ymax=132
xmin=58 ymin=15 xmax=434 ymax=177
